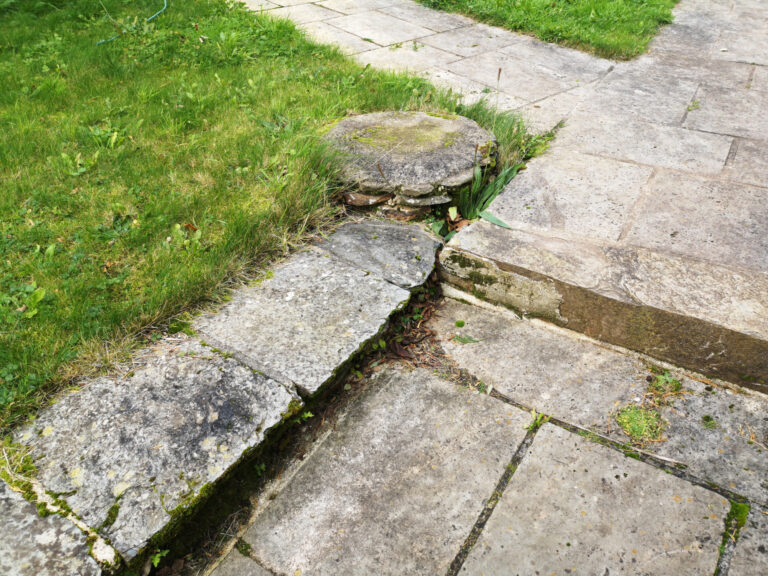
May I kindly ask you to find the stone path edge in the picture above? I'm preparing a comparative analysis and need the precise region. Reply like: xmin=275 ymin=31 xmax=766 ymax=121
xmin=440 ymin=240 xmax=768 ymax=394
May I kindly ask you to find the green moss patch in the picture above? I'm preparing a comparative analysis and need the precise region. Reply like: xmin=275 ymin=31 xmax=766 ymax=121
xmin=616 ymin=405 xmax=664 ymax=443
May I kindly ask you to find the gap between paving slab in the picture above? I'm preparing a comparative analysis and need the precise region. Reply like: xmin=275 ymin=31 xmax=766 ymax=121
xmin=3 ymin=219 xmax=439 ymax=574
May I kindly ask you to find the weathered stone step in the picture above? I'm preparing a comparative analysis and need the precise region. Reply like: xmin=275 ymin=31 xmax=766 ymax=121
xmin=429 ymin=297 xmax=768 ymax=508
xmin=441 ymin=220 xmax=768 ymax=394
xmin=2 ymin=220 xmax=439 ymax=574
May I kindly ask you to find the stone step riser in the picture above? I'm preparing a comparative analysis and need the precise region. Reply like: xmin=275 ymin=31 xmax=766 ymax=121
xmin=440 ymin=245 xmax=768 ymax=395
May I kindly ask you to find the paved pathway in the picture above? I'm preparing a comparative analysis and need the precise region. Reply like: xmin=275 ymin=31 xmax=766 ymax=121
xmin=253 ymin=0 xmax=768 ymax=391
xmin=4 ymin=1 xmax=768 ymax=574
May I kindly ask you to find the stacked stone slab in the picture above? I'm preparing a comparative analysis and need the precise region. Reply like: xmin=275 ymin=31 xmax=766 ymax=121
xmin=2 ymin=220 xmax=439 ymax=574
xmin=325 ymin=111 xmax=495 ymax=208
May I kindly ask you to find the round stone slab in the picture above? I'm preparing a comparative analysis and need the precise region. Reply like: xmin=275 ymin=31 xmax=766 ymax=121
xmin=325 ymin=111 xmax=495 ymax=200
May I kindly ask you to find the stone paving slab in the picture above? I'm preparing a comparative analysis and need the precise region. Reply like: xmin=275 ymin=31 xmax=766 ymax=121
xmin=319 ymin=220 xmax=440 ymax=288
xmin=15 ymin=338 xmax=298 ymax=562
xmin=440 ymin=222 xmax=768 ymax=391
xmin=713 ymin=30 xmax=768 ymax=66
xmin=730 ymin=506 xmax=768 ymax=576
xmin=195 ymin=248 xmax=410 ymax=396
xmin=300 ymin=21 xmax=378 ymax=54
xmin=420 ymin=23 xmax=520 ymax=57
xmin=430 ymin=298 xmax=768 ymax=505
xmin=753 ymin=66 xmax=768 ymax=91
xmin=316 ymin=0 xmax=397 ymax=15
xmin=723 ymin=138 xmax=768 ymax=188
xmin=355 ymin=41 xmax=460 ymax=73
xmin=270 ymin=3 xmax=340 ymax=24
xmin=493 ymin=151 xmax=653 ymax=242
xmin=215 ymin=550 xmax=274 ymax=576
xmin=238 ymin=367 xmax=532 ymax=576
xmin=1 ymin=480 xmax=101 ymax=576
xmin=327 ymin=11 xmax=433 ymax=45
xmin=429 ymin=298 xmax=647 ymax=435
xmin=555 ymin=113 xmax=733 ymax=175
xmin=460 ymin=425 xmax=730 ymax=575
xmin=378 ymin=2 xmax=473 ymax=32
xmin=683 ymin=84 xmax=768 ymax=141
xmin=622 ymin=170 xmax=768 ymax=271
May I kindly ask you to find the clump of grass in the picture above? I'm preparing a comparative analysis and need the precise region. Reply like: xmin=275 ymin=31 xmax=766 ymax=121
xmin=616 ymin=405 xmax=664 ymax=443
xmin=416 ymin=0 xmax=678 ymax=60
xmin=648 ymin=369 xmax=683 ymax=404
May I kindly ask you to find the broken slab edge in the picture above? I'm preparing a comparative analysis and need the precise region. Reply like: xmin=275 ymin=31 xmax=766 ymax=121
xmin=440 ymin=245 xmax=768 ymax=394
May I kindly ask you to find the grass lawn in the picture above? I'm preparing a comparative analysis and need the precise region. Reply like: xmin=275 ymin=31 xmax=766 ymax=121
xmin=417 ymin=0 xmax=678 ymax=59
xmin=0 ymin=0 xmax=535 ymax=433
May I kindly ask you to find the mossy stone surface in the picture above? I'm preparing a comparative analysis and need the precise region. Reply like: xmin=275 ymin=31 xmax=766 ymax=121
xmin=325 ymin=111 xmax=495 ymax=201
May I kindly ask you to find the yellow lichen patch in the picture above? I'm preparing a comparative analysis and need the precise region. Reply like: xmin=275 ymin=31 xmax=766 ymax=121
xmin=112 ymin=481 xmax=132 ymax=498
xmin=69 ymin=467 xmax=84 ymax=487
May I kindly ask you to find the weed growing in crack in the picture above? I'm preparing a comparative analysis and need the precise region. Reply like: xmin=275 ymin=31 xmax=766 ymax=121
xmin=616 ymin=405 xmax=664 ymax=443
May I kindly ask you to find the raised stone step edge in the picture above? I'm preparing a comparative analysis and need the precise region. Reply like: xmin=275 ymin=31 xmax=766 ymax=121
xmin=440 ymin=220 xmax=768 ymax=395
xmin=2 ymin=219 xmax=439 ymax=574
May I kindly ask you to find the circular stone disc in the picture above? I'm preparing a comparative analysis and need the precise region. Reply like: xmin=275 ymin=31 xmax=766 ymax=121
xmin=325 ymin=111 xmax=495 ymax=198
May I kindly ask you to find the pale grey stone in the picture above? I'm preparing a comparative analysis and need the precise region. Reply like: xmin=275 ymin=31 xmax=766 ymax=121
xmin=555 ymin=113 xmax=733 ymax=174
xmin=315 ymin=0 xmax=398 ymax=15
xmin=430 ymin=298 xmax=768 ymax=505
xmin=269 ymin=4 xmax=338 ymax=24
xmin=516 ymin=83 xmax=595 ymax=133
xmin=446 ymin=50 xmax=571 ymax=102
xmin=729 ymin=506 xmax=768 ymax=576
xmin=713 ymin=30 xmax=768 ymax=67
xmin=654 ymin=380 xmax=768 ymax=505
xmin=213 ymin=550 xmax=274 ymax=576
xmin=378 ymin=2 xmax=473 ymax=33
xmin=326 ymin=12 xmax=433 ymax=45
xmin=354 ymin=42 xmax=460 ymax=73
xmin=622 ymin=170 xmax=768 ymax=271
xmin=753 ymin=66 xmax=768 ymax=92
xmin=194 ymin=249 xmax=410 ymax=396
xmin=429 ymin=298 xmax=647 ymax=434
xmin=491 ymin=151 xmax=653 ymax=242
xmin=0 ymin=480 xmax=100 ymax=576
xmin=460 ymin=425 xmax=729 ymax=575
xmin=440 ymin=222 xmax=768 ymax=390
xmin=324 ymin=111 xmax=494 ymax=198
xmin=299 ymin=21 xmax=378 ymax=54
xmin=683 ymin=84 xmax=768 ymax=141
xmin=498 ymin=34 xmax=613 ymax=82
xmin=421 ymin=68 xmax=528 ymax=109
xmin=242 ymin=0 xmax=279 ymax=10
xmin=577 ymin=60 xmax=699 ymax=125
xmin=319 ymin=220 xmax=440 ymax=289
xmin=243 ymin=367 xmax=532 ymax=575
xmin=723 ymin=138 xmax=768 ymax=188
xmin=15 ymin=338 xmax=297 ymax=561
xmin=420 ymin=23 xmax=521 ymax=57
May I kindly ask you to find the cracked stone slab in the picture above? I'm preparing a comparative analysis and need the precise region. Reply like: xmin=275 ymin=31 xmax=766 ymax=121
xmin=430 ymin=297 xmax=768 ymax=505
xmin=299 ymin=21 xmax=379 ymax=54
xmin=15 ymin=338 xmax=297 ymax=562
xmin=723 ymin=138 xmax=768 ymax=188
xmin=319 ymin=220 xmax=440 ymax=289
xmin=325 ymin=12 xmax=433 ymax=45
xmin=194 ymin=249 xmax=410 ymax=395
xmin=730 ymin=506 xmax=768 ymax=575
xmin=460 ymin=425 xmax=729 ymax=575
xmin=440 ymin=221 xmax=768 ymax=390
xmin=324 ymin=111 xmax=494 ymax=201
xmin=242 ymin=367 xmax=532 ymax=575
xmin=354 ymin=41 xmax=460 ymax=73
xmin=0 ymin=480 xmax=101 ymax=576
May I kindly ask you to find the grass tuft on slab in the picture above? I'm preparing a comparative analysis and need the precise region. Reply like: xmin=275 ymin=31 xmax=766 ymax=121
xmin=417 ymin=0 xmax=678 ymax=59
xmin=0 ymin=0 xmax=535 ymax=433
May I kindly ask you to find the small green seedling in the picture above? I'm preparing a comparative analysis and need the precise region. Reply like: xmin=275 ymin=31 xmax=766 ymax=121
xmin=527 ymin=409 xmax=550 ymax=431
